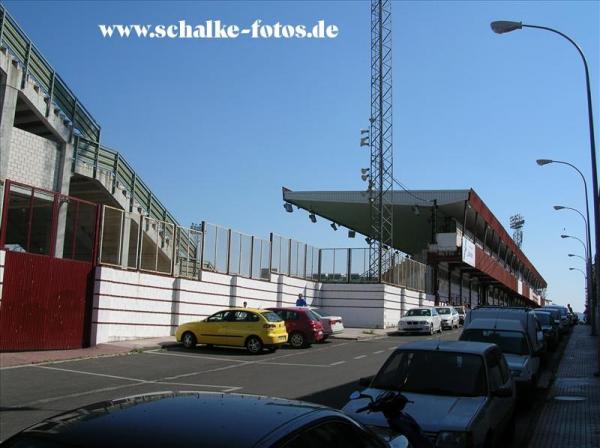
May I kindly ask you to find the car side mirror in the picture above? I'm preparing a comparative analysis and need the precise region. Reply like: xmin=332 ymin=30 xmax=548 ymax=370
xmin=493 ymin=386 xmax=512 ymax=398
xmin=358 ymin=376 xmax=374 ymax=387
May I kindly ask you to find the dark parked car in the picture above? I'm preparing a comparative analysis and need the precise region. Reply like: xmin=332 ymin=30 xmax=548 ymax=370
xmin=268 ymin=307 xmax=325 ymax=348
xmin=0 ymin=392 xmax=392 ymax=448
xmin=533 ymin=310 xmax=559 ymax=351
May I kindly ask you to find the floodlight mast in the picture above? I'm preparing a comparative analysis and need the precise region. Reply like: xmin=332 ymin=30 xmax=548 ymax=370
xmin=369 ymin=0 xmax=394 ymax=281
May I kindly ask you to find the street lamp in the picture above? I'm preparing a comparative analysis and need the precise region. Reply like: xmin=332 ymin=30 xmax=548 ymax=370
xmin=569 ymin=253 xmax=587 ymax=263
xmin=539 ymin=160 xmax=595 ymax=334
xmin=493 ymin=21 xmax=599 ymax=341
xmin=561 ymin=234 xmax=588 ymax=255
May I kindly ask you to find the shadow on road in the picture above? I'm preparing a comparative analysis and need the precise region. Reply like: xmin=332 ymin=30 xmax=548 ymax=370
xmin=297 ymin=379 xmax=362 ymax=410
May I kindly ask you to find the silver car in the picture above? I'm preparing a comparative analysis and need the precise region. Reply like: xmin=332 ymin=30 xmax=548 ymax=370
xmin=343 ymin=341 xmax=516 ymax=448
xmin=436 ymin=306 xmax=460 ymax=330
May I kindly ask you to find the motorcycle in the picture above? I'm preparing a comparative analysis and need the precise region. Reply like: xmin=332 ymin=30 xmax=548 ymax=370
xmin=350 ymin=390 xmax=434 ymax=448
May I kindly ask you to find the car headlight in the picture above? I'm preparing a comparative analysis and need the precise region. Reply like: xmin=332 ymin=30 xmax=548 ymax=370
xmin=436 ymin=431 xmax=472 ymax=448
xmin=423 ymin=322 xmax=431 ymax=326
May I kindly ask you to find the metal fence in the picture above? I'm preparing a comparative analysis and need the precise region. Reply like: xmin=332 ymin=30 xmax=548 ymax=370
xmin=319 ymin=247 xmax=427 ymax=291
xmin=96 ymin=207 xmax=428 ymax=289
xmin=0 ymin=180 xmax=99 ymax=263
xmin=270 ymin=234 xmax=320 ymax=281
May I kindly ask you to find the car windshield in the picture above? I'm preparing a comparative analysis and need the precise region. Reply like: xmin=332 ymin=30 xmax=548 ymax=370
xmin=461 ymin=329 xmax=530 ymax=356
xmin=436 ymin=308 xmax=450 ymax=315
xmin=405 ymin=309 xmax=430 ymax=317
xmin=371 ymin=350 xmax=487 ymax=397
xmin=261 ymin=312 xmax=283 ymax=322
xmin=534 ymin=313 xmax=551 ymax=326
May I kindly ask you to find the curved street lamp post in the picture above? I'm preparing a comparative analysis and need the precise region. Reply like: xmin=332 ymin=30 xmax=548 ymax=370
xmin=492 ymin=21 xmax=599 ymax=340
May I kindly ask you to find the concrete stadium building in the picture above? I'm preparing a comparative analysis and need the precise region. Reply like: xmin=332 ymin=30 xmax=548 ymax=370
xmin=0 ymin=5 xmax=545 ymax=352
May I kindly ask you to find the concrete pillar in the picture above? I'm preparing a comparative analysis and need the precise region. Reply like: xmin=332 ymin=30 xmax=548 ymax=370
xmin=0 ymin=57 xmax=21 ymax=212
xmin=53 ymin=141 xmax=73 ymax=257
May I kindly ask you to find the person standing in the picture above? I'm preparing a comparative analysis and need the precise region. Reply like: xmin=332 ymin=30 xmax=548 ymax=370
xmin=296 ymin=293 xmax=307 ymax=307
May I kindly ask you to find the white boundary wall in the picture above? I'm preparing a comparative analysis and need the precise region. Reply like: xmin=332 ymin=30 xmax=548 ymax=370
xmin=91 ymin=265 xmax=427 ymax=344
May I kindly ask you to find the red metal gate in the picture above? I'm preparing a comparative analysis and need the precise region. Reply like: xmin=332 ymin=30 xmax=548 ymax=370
xmin=0 ymin=251 xmax=95 ymax=351
xmin=0 ymin=180 xmax=100 ymax=351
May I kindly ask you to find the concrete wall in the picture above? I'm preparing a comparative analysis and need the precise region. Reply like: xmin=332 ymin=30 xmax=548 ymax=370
xmin=7 ymin=127 xmax=61 ymax=191
xmin=91 ymin=266 xmax=322 ymax=344
xmin=91 ymin=265 xmax=427 ymax=344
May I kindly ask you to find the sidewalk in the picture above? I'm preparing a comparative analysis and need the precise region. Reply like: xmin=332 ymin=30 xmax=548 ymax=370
xmin=0 ymin=337 xmax=178 ymax=368
xmin=331 ymin=327 xmax=399 ymax=340
xmin=528 ymin=324 xmax=600 ymax=448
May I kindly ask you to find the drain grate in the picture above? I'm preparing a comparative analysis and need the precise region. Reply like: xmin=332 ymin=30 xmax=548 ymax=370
xmin=553 ymin=395 xmax=587 ymax=402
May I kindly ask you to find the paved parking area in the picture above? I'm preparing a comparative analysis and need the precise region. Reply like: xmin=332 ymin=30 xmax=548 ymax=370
xmin=1 ymin=326 xmax=563 ymax=446
xmin=0 ymin=329 xmax=461 ymax=439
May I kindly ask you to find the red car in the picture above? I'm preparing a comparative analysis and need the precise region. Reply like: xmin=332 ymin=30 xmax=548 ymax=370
xmin=268 ymin=307 xmax=325 ymax=348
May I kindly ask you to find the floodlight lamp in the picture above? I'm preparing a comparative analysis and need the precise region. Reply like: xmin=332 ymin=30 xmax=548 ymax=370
xmin=365 ymin=237 xmax=372 ymax=245
xmin=536 ymin=159 xmax=553 ymax=166
xmin=309 ymin=213 xmax=317 ymax=223
xmin=348 ymin=230 xmax=356 ymax=238
xmin=361 ymin=174 xmax=370 ymax=181
xmin=361 ymin=168 xmax=370 ymax=175
xmin=283 ymin=203 xmax=293 ymax=213
xmin=331 ymin=222 xmax=338 ymax=231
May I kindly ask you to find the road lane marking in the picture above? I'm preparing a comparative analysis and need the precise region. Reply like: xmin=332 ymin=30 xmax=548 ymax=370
xmin=35 ymin=365 xmax=145 ymax=382
xmin=373 ymin=350 xmax=384 ymax=354
xmin=260 ymin=362 xmax=330 ymax=368
xmin=330 ymin=361 xmax=346 ymax=366
xmin=144 ymin=350 xmax=251 ymax=364
xmin=354 ymin=355 xmax=367 ymax=360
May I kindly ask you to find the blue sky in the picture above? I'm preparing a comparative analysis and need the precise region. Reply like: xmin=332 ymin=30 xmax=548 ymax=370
xmin=5 ymin=1 xmax=599 ymax=310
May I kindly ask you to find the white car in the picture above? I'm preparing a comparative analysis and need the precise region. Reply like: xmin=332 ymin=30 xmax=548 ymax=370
xmin=436 ymin=306 xmax=460 ymax=330
xmin=397 ymin=307 xmax=441 ymax=335
xmin=310 ymin=308 xmax=344 ymax=340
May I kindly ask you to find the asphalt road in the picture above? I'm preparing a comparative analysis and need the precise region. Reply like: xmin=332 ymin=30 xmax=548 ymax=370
xmin=0 ymin=327 xmax=565 ymax=445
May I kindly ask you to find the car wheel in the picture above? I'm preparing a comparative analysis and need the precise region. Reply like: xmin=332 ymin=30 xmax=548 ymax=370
xmin=245 ymin=336 xmax=263 ymax=354
xmin=289 ymin=332 xmax=306 ymax=348
xmin=429 ymin=326 xmax=434 ymax=335
xmin=181 ymin=332 xmax=197 ymax=349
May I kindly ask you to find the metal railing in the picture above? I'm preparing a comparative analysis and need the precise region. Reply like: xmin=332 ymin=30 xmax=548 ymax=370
xmin=72 ymin=137 xmax=178 ymax=226
xmin=0 ymin=4 xmax=100 ymax=142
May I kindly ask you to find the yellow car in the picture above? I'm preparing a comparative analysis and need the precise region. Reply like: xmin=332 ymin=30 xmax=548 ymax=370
xmin=175 ymin=308 xmax=288 ymax=354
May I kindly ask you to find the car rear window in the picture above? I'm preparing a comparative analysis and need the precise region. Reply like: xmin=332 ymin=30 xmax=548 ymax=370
xmin=371 ymin=350 xmax=487 ymax=397
xmin=261 ymin=311 xmax=283 ymax=322
xmin=461 ymin=329 xmax=530 ymax=356
xmin=305 ymin=310 xmax=322 ymax=321
xmin=534 ymin=313 xmax=551 ymax=325
xmin=406 ymin=309 xmax=430 ymax=317
xmin=310 ymin=308 xmax=324 ymax=318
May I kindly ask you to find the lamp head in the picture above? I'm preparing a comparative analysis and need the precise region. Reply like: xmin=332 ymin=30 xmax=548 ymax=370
xmin=536 ymin=159 xmax=553 ymax=166
xmin=283 ymin=203 xmax=293 ymax=213
xmin=491 ymin=21 xmax=523 ymax=34
xmin=309 ymin=213 xmax=316 ymax=223
xmin=560 ymin=234 xmax=570 ymax=239
xmin=553 ymin=205 xmax=565 ymax=211
xmin=330 ymin=222 xmax=338 ymax=231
